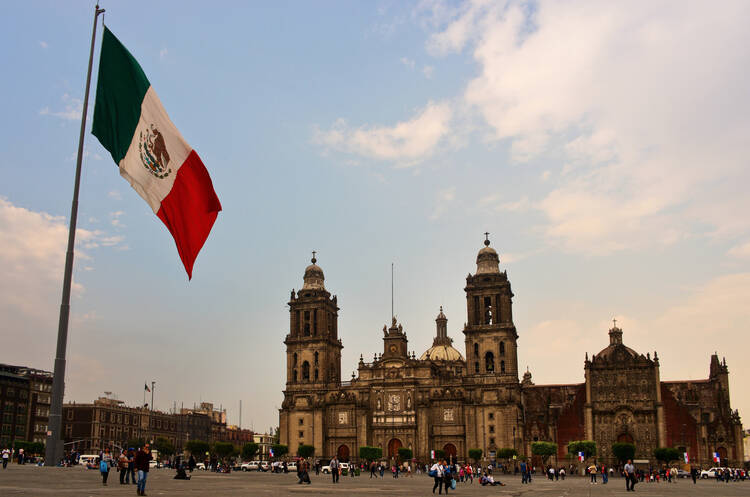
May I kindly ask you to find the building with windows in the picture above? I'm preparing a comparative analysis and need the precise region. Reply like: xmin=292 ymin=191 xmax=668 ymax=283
xmin=279 ymin=238 xmax=744 ymax=468
xmin=63 ymin=397 xmax=212 ymax=454
xmin=0 ymin=364 xmax=53 ymax=447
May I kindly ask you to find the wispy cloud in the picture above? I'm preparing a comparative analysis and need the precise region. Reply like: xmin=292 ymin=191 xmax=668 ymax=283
xmin=40 ymin=93 xmax=83 ymax=121
xmin=313 ymin=101 xmax=453 ymax=164
xmin=400 ymin=56 xmax=415 ymax=69
xmin=108 ymin=190 xmax=122 ymax=200
xmin=422 ymin=65 xmax=434 ymax=79
xmin=110 ymin=211 xmax=125 ymax=228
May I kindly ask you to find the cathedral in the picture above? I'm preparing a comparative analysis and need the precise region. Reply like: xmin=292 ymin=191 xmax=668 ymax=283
xmin=279 ymin=238 xmax=744 ymax=467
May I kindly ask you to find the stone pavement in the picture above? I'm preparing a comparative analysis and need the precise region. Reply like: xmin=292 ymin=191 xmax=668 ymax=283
xmin=0 ymin=465 xmax=747 ymax=496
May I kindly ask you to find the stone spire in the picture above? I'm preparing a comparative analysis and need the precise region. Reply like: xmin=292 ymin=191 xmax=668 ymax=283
xmin=608 ymin=318 xmax=623 ymax=345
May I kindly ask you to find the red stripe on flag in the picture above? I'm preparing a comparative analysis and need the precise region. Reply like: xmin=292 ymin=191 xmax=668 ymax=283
xmin=157 ymin=150 xmax=221 ymax=279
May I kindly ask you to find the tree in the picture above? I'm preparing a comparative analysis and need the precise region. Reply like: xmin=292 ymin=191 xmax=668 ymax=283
xmin=611 ymin=443 xmax=636 ymax=463
xmin=398 ymin=447 xmax=412 ymax=461
xmin=242 ymin=443 xmax=259 ymax=461
xmin=497 ymin=448 xmax=518 ymax=460
xmin=271 ymin=444 xmax=288 ymax=459
xmin=567 ymin=440 xmax=597 ymax=460
xmin=213 ymin=442 xmax=236 ymax=460
xmin=185 ymin=440 xmax=210 ymax=456
xmin=468 ymin=449 xmax=483 ymax=463
xmin=434 ymin=449 xmax=446 ymax=460
xmin=653 ymin=447 xmax=680 ymax=464
xmin=531 ymin=441 xmax=558 ymax=465
xmin=298 ymin=444 xmax=315 ymax=459
xmin=359 ymin=446 xmax=382 ymax=462
xmin=154 ymin=437 xmax=175 ymax=457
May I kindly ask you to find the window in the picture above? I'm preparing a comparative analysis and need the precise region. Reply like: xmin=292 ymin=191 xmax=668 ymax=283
xmin=293 ymin=353 xmax=298 ymax=366
xmin=488 ymin=412 xmax=494 ymax=420
xmin=489 ymin=437 xmax=495 ymax=445
xmin=500 ymin=360 xmax=506 ymax=373
xmin=295 ymin=310 xmax=300 ymax=335
xmin=299 ymin=418 xmax=304 ymax=426
xmin=293 ymin=370 xmax=297 ymax=382
xmin=65 ymin=425 xmax=72 ymax=437
xmin=19 ymin=390 xmax=28 ymax=399
xmin=489 ymin=425 xmax=495 ymax=433
xmin=124 ymin=415 xmax=129 ymax=424
xmin=474 ymin=362 xmax=480 ymax=373
xmin=485 ymin=351 xmax=495 ymax=372
xmin=314 ymin=351 xmax=319 ymax=365
xmin=313 ymin=309 xmax=318 ymax=335
xmin=6 ymin=388 xmax=14 ymax=397
xmin=304 ymin=311 xmax=311 ymax=336
xmin=473 ymin=296 xmax=480 ymax=324
xmin=314 ymin=369 xmax=319 ymax=381
xmin=499 ymin=342 xmax=505 ymax=356
xmin=484 ymin=296 xmax=492 ymax=324
xmin=66 ymin=410 xmax=73 ymax=420
xmin=474 ymin=343 xmax=479 ymax=356
xmin=298 ymin=431 xmax=304 ymax=439
xmin=302 ymin=361 xmax=310 ymax=381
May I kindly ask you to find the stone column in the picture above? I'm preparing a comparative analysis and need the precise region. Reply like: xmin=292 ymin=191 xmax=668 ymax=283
xmin=654 ymin=362 xmax=667 ymax=447
xmin=584 ymin=366 xmax=594 ymax=440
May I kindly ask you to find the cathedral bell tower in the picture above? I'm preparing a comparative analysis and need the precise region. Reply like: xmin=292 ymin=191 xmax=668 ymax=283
xmin=285 ymin=253 xmax=342 ymax=388
xmin=463 ymin=235 xmax=519 ymax=379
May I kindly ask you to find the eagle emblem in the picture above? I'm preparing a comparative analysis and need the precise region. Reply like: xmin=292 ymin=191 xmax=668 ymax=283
xmin=138 ymin=124 xmax=172 ymax=179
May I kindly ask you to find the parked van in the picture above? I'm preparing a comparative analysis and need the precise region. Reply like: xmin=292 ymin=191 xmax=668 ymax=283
xmin=79 ymin=454 xmax=98 ymax=466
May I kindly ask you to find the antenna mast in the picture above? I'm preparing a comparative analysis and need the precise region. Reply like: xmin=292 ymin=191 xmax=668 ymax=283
xmin=391 ymin=263 xmax=394 ymax=320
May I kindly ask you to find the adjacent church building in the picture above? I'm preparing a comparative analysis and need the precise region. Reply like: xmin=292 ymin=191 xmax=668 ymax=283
xmin=279 ymin=239 xmax=744 ymax=467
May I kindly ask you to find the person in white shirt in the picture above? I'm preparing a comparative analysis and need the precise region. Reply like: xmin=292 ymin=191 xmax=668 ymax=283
xmin=431 ymin=461 xmax=445 ymax=494
xmin=2 ymin=447 xmax=10 ymax=469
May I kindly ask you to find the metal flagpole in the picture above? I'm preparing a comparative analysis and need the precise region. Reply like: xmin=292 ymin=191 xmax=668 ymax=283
xmin=45 ymin=3 xmax=105 ymax=467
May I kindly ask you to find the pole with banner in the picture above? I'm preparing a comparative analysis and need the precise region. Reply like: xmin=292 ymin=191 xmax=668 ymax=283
xmin=45 ymin=3 xmax=105 ymax=467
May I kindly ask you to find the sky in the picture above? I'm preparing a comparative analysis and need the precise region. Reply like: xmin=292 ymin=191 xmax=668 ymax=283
xmin=1 ymin=0 xmax=750 ymax=434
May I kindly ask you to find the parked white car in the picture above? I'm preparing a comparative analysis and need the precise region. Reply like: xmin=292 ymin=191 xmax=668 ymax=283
xmin=241 ymin=461 xmax=259 ymax=471
xmin=194 ymin=462 xmax=206 ymax=470
xmin=700 ymin=467 xmax=726 ymax=478
xmin=321 ymin=462 xmax=349 ymax=474
xmin=260 ymin=461 xmax=270 ymax=471
xmin=287 ymin=462 xmax=297 ymax=472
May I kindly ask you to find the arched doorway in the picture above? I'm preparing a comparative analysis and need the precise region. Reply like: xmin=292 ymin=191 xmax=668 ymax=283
xmin=388 ymin=438 xmax=402 ymax=460
xmin=337 ymin=444 xmax=350 ymax=462
xmin=716 ymin=446 xmax=728 ymax=465
xmin=443 ymin=443 xmax=457 ymax=465
xmin=617 ymin=433 xmax=634 ymax=444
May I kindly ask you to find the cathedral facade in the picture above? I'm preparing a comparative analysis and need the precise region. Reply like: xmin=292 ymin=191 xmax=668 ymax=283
xmin=279 ymin=240 xmax=744 ymax=467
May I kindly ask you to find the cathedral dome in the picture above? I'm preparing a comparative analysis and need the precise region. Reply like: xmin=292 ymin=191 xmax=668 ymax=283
xmin=420 ymin=344 xmax=464 ymax=362
xmin=302 ymin=253 xmax=325 ymax=290
xmin=476 ymin=236 xmax=500 ymax=275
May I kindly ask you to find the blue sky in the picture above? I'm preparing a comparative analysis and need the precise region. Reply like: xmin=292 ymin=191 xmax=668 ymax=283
xmin=2 ymin=1 xmax=749 ymax=432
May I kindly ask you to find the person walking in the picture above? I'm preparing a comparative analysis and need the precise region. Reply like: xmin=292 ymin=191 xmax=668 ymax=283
xmin=329 ymin=456 xmax=339 ymax=484
xmin=2 ymin=447 xmax=9 ymax=469
xmin=624 ymin=459 xmax=636 ymax=492
xmin=431 ymin=460 xmax=445 ymax=494
xmin=690 ymin=466 xmax=698 ymax=484
xmin=520 ymin=460 xmax=527 ymax=484
xmin=588 ymin=462 xmax=598 ymax=484
xmin=601 ymin=464 xmax=608 ymax=484
xmin=134 ymin=444 xmax=153 ymax=496
xmin=126 ymin=448 xmax=136 ymax=484
xmin=442 ymin=460 xmax=453 ymax=494
xmin=99 ymin=448 xmax=112 ymax=486
xmin=119 ymin=450 xmax=129 ymax=484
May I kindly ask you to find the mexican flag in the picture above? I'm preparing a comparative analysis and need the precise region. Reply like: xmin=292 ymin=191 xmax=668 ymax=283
xmin=92 ymin=27 xmax=221 ymax=279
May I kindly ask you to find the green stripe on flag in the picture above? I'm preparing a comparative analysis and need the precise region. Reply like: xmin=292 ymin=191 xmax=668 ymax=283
xmin=92 ymin=27 xmax=151 ymax=165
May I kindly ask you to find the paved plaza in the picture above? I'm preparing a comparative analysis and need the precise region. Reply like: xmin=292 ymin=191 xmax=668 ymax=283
xmin=1 ymin=465 xmax=748 ymax=497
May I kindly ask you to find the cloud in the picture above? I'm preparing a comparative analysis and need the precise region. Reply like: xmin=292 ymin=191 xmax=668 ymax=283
xmin=430 ymin=186 xmax=456 ymax=220
xmin=39 ymin=41 xmax=48 ymax=49
xmin=160 ymin=47 xmax=168 ymax=59
xmin=108 ymin=190 xmax=122 ymax=200
xmin=313 ymin=101 xmax=453 ymax=163
xmin=110 ymin=210 xmax=125 ymax=228
xmin=422 ymin=65 xmax=434 ymax=79
xmin=728 ymin=241 xmax=750 ymax=259
xmin=478 ymin=194 xmax=531 ymax=213
xmin=421 ymin=0 xmax=750 ymax=254
xmin=39 ymin=93 xmax=84 ymax=121
xmin=400 ymin=56 xmax=415 ymax=69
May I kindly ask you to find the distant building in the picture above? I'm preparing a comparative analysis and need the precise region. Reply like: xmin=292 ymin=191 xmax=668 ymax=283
xmin=179 ymin=402 xmax=227 ymax=443
xmin=63 ymin=397 xmax=211 ymax=454
xmin=0 ymin=363 xmax=53 ymax=447
xmin=252 ymin=432 xmax=275 ymax=461
xmin=223 ymin=425 xmax=254 ymax=444
xmin=279 ymin=240 xmax=744 ymax=467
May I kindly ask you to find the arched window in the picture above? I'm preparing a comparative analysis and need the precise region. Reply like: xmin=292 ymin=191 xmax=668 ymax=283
xmin=474 ymin=343 xmax=479 ymax=357
xmin=293 ymin=369 xmax=297 ymax=382
xmin=474 ymin=361 xmax=480 ymax=373
xmin=485 ymin=351 xmax=495 ymax=372
xmin=314 ymin=368 xmax=319 ymax=381
xmin=302 ymin=361 xmax=310 ymax=381
xmin=314 ymin=351 xmax=319 ymax=365
xmin=499 ymin=342 xmax=505 ymax=356
xmin=500 ymin=360 xmax=505 ymax=373
xmin=293 ymin=353 xmax=298 ymax=366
